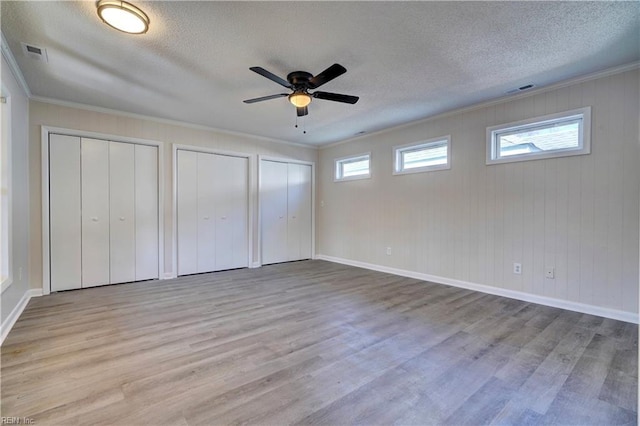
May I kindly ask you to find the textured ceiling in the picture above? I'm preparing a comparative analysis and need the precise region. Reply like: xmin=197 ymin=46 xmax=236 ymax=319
xmin=2 ymin=1 xmax=639 ymax=146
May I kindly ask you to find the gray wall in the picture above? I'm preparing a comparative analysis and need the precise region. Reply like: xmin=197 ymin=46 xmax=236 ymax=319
xmin=318 ymin=69 xmax=639 ymax=316
xmin=1 ymin=54 xmax=30 ymax=325
xmin=28 ymin=100 xmax=318 ymax=286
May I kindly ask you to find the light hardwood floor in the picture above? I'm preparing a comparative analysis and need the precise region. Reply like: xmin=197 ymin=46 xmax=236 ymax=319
xmin=1 ymin=260 xmax=637 ymax=425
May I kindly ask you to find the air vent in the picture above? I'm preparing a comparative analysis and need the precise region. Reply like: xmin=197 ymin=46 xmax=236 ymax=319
xmin=507 ymin=83 xmax=535 ymax=94
xmin=21 ymin=42 xmax=48 ymax=63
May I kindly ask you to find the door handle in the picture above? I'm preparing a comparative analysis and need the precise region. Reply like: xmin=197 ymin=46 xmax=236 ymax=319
xmin=119 ymin=217 xmax=125 ymax=221
xmin=91 ymin=217 xmax=98 ymax=222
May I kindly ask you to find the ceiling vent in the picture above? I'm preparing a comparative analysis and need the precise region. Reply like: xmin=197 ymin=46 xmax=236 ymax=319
xmin=507 ymin=84 xmax=535 ymax=95
xmin=21 ymin=42 xmax=48 ymax=63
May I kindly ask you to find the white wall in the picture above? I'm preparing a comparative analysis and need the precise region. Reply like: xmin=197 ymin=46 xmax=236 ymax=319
xmin=1 ymin=55 xmax=31 ymax=326
xmin=29 ymin=101 xmax=318 ymax=287
xmin=318 ymin=68 xmax=639 ymax=318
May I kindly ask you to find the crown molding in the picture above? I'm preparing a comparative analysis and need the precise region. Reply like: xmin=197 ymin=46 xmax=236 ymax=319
xmin=1 ymin=31 xmax=31 ymax=97
xmin=321 ymin=61 xmax=640 ymax=150
xmin=30 ymin=95 xmax=317 ymax=150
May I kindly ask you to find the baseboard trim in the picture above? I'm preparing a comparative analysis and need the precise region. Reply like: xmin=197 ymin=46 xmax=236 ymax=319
xmin=316 ymin=255 xmax=639 ymax=324
xmin=1 ymin=288 xmax=42 ymax=345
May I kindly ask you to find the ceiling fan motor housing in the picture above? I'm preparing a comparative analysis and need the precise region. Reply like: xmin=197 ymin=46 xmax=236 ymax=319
xmin=287 ymin=71 xmax=313 ymax=89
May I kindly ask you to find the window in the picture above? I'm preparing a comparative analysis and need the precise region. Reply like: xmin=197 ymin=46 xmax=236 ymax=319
xmin=393 ymin=135 xmax=451 ymax=175
xmin=486 ymin=107 xmax=591 ymax=165
xmin=335 ymin=153 xmax=370 ymax=181
xmin=1 ymin=92 xmax=11 ymax=290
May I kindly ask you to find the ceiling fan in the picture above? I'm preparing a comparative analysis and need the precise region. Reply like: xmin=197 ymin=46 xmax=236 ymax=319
xmin=243 ymin=63 xmax=359 ymax=117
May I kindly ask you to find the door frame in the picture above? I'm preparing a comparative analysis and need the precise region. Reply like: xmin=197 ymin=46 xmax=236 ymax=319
xmin=257 ymin=156 xmax=316 ymax=267
xmin=41 ymin=126 xmax=165 ymax=295
xmin=172 ymin=144 xmax=256 ymax=277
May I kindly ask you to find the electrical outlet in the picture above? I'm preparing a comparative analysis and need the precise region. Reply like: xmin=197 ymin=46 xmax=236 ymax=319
xmin=513 ymin=263 xmax=522 ymax=275
xmin=386 ymin=247 xmax=392 ymax=256
xmin=545 ymin=267 xmax=555 ymax=279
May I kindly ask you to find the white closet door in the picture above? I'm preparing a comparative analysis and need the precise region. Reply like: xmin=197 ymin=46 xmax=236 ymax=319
xmin=261 ymin=160 xmax=289 ymax=265
xmin=197 ymin=152 xmax=216 ymax=273
xmin=81 ymin=138 xmax=110 ymax=287
xmin=214 ymin=155 xmax=248 ymax=270
xmin=135 ymin=144 xmax=159 ymax=280
xmin=49 ymin=134 xmax=82 ymax=291
xmin=109 ymin=142 xmax=136 ymax=284
xmin=177 ymin=150 xmax=198 ymax=275
xmin=287 ymin=163 xmax=312 ymax=261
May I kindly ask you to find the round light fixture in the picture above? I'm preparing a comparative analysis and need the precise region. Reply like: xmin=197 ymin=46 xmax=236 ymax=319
xmin=289 ymin=92 xmax=312 ymax=108
xmin=97 ymin=0 xmax=150 ymax=34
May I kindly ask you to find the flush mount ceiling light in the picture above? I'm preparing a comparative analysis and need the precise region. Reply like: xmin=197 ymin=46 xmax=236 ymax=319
xmin=97 ymin=0 xmax=149 ymax=34
xmin=288 ymin=92 xmax=312 ymax=108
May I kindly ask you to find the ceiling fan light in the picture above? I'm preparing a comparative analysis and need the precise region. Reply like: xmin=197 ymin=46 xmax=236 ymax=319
xmin=97 ymin=0 xmax=149 ymax=34
xmin=289 ymin=93 xmax=311 ymax=108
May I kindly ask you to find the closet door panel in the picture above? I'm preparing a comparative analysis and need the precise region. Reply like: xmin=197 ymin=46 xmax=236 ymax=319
xmin=214 ymin=155 xmax=248 ymax=270
xmin=109 ymin=142 xmax=136 ymax=284
xmin=177 ymin=150 xmax=198 ymax=275
xmin=135 ymin=144 xmax=159 ymax=280
xmin=230 ymin=156 xmax=249 ymax=269
xmin=286 ymin=163 xmax=312 ymax=261
xmin=297 ymin=164 xmax=313 ymax=260
xmin=196 ymin=152 xmax=216 ymax=273
xmin=261 ymin=160 xmax=288 ymax=265
xmin=49 ymin=134 xmax=82 ymax=291
xmin=81 ymin=138 xmax=111 ymax=287
xmin=287 ymin=164 xmax=302 ymax=261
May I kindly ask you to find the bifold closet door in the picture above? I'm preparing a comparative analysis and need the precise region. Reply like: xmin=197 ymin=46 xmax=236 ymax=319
xmin=109 ymin=142 xmax=136 ymax=284
xmin=177 ymin=150 xmax=198 ymax=276
xmin=287 ymin=163 xmax=312 ymax=261
xmin=135 ymin=144 xmax=159 ymax=280
xmin=177 ymin=150 xmax=249 ymax=276
xmin=214 ymin=155 xmax=248 ymax=270
xmin=261 ymin=160 xmax=289 ymax=265
xmin=197 ymin=152 xmax=217 ymax=273
xmin=49 ymin=134 xmax=82 ymax=291
xmin=81 ymin=138 xmax=111 ymax=287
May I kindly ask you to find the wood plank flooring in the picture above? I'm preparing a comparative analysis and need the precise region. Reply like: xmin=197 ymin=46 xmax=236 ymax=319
xmin=1 ymin=260 xmax=637 ymax=425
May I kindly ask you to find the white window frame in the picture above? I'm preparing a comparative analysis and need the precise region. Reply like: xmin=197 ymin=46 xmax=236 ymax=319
xmin=486 ymin=106 xmax=591 ymax=165
xmin=1 ymin=89 xmax=12 ymax=294
xmin=393 ymin=135 xmax=451 ymax=175
xmin=334 ymin=152 xmax=371 ymax=182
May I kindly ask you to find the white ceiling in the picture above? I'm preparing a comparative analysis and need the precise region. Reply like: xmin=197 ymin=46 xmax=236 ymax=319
xmin=2 ymin=1 xmax=639 ymax=146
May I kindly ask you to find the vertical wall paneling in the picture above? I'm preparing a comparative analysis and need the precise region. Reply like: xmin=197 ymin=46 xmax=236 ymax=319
xmin=81 ymin=138 xmax=111 ymax=287
xmin=49 ymin=134 xmax=82 ymax=291
xmin=317 ymin=68 xmax=639 ymax=318
xmin=135 ymin=144 xmax=159 ymax=280
xmin=177 ymin=150 xmax=198 ymax=275
xmin=109 ymin=141 xmax=136 ymax=284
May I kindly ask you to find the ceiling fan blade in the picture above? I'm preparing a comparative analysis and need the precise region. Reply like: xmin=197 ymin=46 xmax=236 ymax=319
xmin=249 ymin=67 xmax=292 ymax=88
xmin=297 ymin=106 xmax=308 ymax=117
xmin=308 ymin=64 xmax=347 ymax=89
xmin=243 ymin=93 xmax=288 ymax=104
xmin=312 ymin=91 xmax=359 ymax=104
